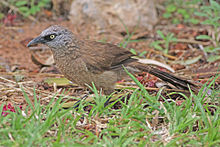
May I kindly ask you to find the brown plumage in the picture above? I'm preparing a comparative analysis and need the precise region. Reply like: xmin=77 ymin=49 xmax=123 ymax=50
xmin=27 ymin=25 xmax=197 ymax=94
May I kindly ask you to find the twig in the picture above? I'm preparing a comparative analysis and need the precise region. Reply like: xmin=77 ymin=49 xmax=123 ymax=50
xmin=147 ymin=48 xmax=177 ymax=60
xmin=175 ymin=38 xmax=210 ymax=46
xmin=0 ymin=76 xmax=16 ymax=84
xmin=0 ymin=72 xmax=64 ymax=77
xmin=116 ymin=84 xmax=190 ymax=93
xmin=198 ymin=44 xmax=208 ymax=60
xmin=191 ymin=72 xmax=220 ymax=77
xmin=190 ymin=71 xmax=220 ymax=76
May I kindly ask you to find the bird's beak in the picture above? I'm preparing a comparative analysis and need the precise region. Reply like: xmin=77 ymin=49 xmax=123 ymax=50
xmin=27 ymin=36 xmax=44 ymax=47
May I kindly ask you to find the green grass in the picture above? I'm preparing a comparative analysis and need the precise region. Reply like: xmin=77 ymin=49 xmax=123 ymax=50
xmin=0 ymin=73 xmax=219 ymax=146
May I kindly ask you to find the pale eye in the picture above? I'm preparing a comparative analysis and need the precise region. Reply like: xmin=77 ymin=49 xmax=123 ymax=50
xmin=44 ymin=34 xmax=57 ymax=41
xmin=50 ymin=34 xmax=55 ymax=39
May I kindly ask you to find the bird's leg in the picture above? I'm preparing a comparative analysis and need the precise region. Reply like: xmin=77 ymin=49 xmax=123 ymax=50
xmin=73 ymin=94 xmax=89 ymax=108
xmin=104 ymin=96 xmax=112 ymax=107
xmin=103 ymin=89 xmax=115 ymax=107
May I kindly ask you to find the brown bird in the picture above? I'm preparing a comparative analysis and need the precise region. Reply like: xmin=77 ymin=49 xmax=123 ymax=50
xmin=27 ymin=25 xmax=197 ymax=95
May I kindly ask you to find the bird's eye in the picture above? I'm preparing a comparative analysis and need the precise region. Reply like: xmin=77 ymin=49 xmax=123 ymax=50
xmin=44 ymin=34 xmax=56 ymax=41
xmin=50 ymin=35 xmax=55 ymax=39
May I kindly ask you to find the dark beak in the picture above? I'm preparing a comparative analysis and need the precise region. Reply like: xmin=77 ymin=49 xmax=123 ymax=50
xmin=27 ymin=36 xmax=44 ymax=47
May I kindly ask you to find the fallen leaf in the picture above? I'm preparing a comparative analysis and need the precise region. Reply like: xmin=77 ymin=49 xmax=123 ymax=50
xmin=44 ymin=78 xmax=77 ymax=86
xmin=175 ymin=55 xmax=202 ymax=65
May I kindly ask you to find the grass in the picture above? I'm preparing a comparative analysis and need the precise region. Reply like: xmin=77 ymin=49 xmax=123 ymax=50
xmin=1 ymin=1 xmax=219 ymax=145
xmin=0 ymin=73 xmax=219 ymax=146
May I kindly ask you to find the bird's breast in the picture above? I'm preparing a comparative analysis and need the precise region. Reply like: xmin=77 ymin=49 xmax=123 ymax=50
xmin=54 ymin=56 xmax=90 ymax=84
xmin=53 ymin=56 xmax=118 ymax=90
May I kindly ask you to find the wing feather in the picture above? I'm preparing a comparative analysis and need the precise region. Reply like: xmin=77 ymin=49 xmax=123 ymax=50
xmin=80 ymin=41 xmax=137 ymax=73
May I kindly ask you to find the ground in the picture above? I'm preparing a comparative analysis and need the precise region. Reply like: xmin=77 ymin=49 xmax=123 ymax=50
xmin=0 ymin=9 xmax=219 ymax=145
xmin=1 ymin=20 xmax=219 ymax=109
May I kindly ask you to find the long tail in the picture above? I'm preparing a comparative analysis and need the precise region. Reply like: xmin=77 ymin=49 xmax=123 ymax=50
xmin=130 ymin=63 xmax=198 ymax=92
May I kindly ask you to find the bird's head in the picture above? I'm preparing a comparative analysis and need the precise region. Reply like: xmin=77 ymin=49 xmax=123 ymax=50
xmin=27 ymin=25 xmax=74 ymax=50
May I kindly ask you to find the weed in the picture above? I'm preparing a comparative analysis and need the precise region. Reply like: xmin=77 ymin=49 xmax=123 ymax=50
xmin=195 ymin=0 xmax=220 ymax=62
xmin=118 ymin=17 xmax=147 ymax=57
xmin=16 ymin=0 xmax=50 ymax=16
xmin=0 ymin=73 xmax=219 ymax=146
xmin=150 ymin=30 xmax=177 ymax=54
xmin=163 ymin=0 xmax=204 ymax=24
xmin=0 ymin=0 xmax=51 ymax=19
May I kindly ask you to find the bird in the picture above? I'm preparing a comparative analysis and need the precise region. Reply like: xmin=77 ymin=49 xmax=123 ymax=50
xmin=27 ymin=25 xmax=197 ymax=95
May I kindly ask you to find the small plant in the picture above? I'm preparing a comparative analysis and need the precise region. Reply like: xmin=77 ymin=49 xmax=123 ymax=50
xmin=115 ymin=17 xmax=147 ymax=57
xmin=195 ymin=0 xmax=220 ymax=62
xmin=0 ymin=13 xmax=4 ymax=20
xmin=16 ymin=0 xmax=50 ymax=16
xmin=0 ymin=0 xmax=51 ymax=19
xmin=129 ymin=48 xmax=147 ymax=57
xmin=150 ymin=30 xmax=177 ymax=54
xmin=163 ymin=0 xmax=203 ymax=24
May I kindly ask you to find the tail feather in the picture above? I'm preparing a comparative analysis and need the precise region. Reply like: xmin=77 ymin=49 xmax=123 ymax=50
xmin=149 ymin=67 xmax=197 ymax=91
xmin=130 ymin=63 xmax=198 ymax=92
